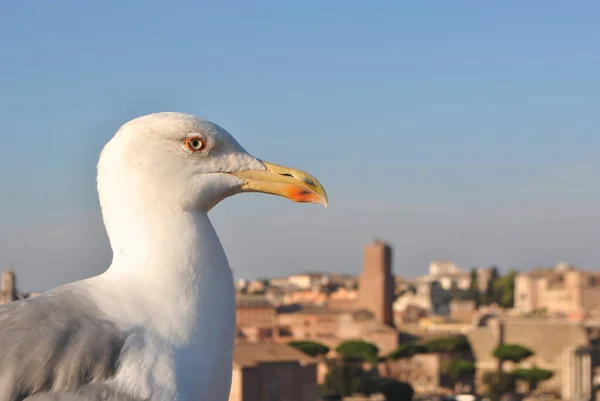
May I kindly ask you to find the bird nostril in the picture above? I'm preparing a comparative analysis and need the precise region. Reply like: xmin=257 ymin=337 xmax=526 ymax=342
xmin=278 ymin=173 xmax=316 ymax=188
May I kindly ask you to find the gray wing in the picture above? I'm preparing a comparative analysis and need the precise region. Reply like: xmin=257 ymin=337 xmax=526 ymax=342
xmin=24 ymin=384 xmax=139 ymax=401
xmin=0 ymin=287 xmax=134 ymax=401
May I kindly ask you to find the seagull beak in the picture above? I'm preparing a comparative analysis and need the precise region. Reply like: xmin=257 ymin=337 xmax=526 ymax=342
xmin=229 ymin=161 xmax=328 ymax=207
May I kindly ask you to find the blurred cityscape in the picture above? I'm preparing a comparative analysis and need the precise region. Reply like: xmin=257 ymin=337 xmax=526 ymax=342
xmin=5 ymin=241 xmax=600 ymax=401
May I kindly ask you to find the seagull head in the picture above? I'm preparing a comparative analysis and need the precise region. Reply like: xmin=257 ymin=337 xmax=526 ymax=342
xmin=97 ymin=112 xmax=328 ymax=213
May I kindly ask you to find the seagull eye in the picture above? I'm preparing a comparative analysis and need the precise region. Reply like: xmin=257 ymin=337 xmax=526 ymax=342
xmin=185 ymin=137 xmax=207 ymax=152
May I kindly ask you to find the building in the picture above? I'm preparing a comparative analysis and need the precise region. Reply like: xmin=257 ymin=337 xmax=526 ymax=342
xmin=229 ymin=342 xmax=318 ymax=401
xmin=278 ymin=305 xmax=399 ymax=354
xmin=395 ymin=279 xmax=449 ymax=316
xmin=429 ymin=260 xmax=462 ymax=276
xmin=0 ymin=269 xmax=17 ymax=304
xmin=417 ymin=315 xmax=474 ymax=335
xmin=450 ymin=299 xmax=478 ymax=322
xmin=393 ymin=303 xmax=429 ymax=325
xmin=468 ymin=317 xmax=591 ymax=395
xmin=378 ymin=353 xmax=444 ymax=394
xmin=268 ymin=277 xmax=292 ymax=289
xmin=280 ymin=289 xmax=328 ymax=306
xmin=236 ymin=294 xmax=281 ymax=343
xmin=562 ymin=344 xmax=595 ymax=401
xmin=406 ymin=261 xmax=471 ymax=298
xmin=428 ymin=261 xmax=471 ymax=291
xmin=236 ymin=294 xmax=277 ymax=327
xmin=0 ymin=268 xmax=36 ymax=304
xmin=514 ymin=262 xmax=600 ymax=320
xmin=235 ymin=278 xmax=248 ymax=293
xmin=327 ymin=287 xmax=359 ymax=310
xmin=286 ymin=273 xmax=331 ymax=290
xmin=475 ymin=266 xmax=495 ymax=293
xmin=246 ymin=280 xmax=268 ymax=294
xmin=358 ymin=240 xmax=394 ymax=327
xmin=286 ymin=274 xmax=313 ymax=290
xmin=394 ymin=276 xmax=413 ymax=296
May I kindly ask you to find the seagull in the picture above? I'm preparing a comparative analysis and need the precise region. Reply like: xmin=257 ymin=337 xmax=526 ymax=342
xmin=0 ymin=112 xmax=328 ymax=401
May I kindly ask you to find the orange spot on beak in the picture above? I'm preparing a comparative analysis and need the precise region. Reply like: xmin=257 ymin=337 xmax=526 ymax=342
xmin=285 ymin=186 xmax=322 ymax=204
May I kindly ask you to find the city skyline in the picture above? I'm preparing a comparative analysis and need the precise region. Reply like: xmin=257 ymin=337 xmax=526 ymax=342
xmin=0 ymin=244 xmax=589 ymax=294
xmin=1 ymin=1 xmax=599 ymax=290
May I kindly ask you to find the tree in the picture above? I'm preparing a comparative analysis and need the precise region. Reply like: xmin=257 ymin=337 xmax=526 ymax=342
xmin=424 ymin=336 xmax=471 ymax=374
xmin=322 ymin=358 xmax=414 ymax=401
xmin=376 ymin=378 xmax=414 ymax=401
xmin=448 ymin=359 xmax=476 ymax=393
xmin=469 ymin=268 xmax=479 ymax=292
xmin=484 ymin=266 xmax=500 ymax=305
xmin=493 ymin=344 xmax=533 ymax=372
xmin=321 ymin=358 xmax=376 ymax=398
xmin=460 ymin=268 xmax=481 ymax=305
xmin=448 ymin=359 xmax=476 ymax=380
xmin=288 ymin=341 xmax=330 ymax=357
xmin=336 ymin=340 xmax=379 ymax=363
xmin=494 ymin=271 xmax=517 ymax=308
xmin=387 ymin=343 xmax=425 ymax=360
xmin=386 ymin=343 xmax=426 ymax=382
xmin=483 ymin=371 xmax=515 ymax=401
xmin=424 ymin=336 xmax=470 ymax=355
xmin=512 ymin=366 xmax=553 ymax=391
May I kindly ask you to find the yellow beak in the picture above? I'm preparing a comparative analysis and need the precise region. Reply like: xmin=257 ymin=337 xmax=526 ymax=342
xmin=229 ymin=161 xmax=328 ymax=207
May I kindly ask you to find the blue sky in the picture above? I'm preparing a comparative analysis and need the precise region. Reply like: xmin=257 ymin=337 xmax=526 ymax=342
xmin=0 ymin=1 xmax=599 ymax=291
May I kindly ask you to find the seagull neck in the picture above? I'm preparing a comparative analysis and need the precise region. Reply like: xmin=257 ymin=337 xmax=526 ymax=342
xmin=105 ymin=207 xmax=226 ymax=280
xmin=101 ymin=205 xmax=232 ymax=293
xmin=96 ymin=207 xmax=235 ymax=341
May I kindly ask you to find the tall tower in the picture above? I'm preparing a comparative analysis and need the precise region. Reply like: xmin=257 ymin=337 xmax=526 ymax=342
xmin=358 ymin=239 xmax=394 ymax=326
xmin=0 ymin=268 xmax=16 ymax=304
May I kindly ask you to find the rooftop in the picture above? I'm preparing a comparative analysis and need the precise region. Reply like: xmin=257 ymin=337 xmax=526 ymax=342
xmin=235 ymin=294 xmax=273 ymax=308
xmin=232 ymin=342 xmax=316 ymax=367
xmin=277 ymin=303 xmax=343 ymax=315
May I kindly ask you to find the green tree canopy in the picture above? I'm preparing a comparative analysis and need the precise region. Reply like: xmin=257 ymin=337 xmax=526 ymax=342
xmin=387 ymin=343 xmax=425 ymax=360
xmin=336 ymin=340 xmax=379 ymax=363
xmin=424 ymin=336 xmax=471 ymax=355
xmin=288 ymin=341 xmax=330 ymax=357
xmin=448 ymin=359 xmax=476 ymax=380
xmin=493 ymin=344 xmax=534 ymax=363
xmin=511 ymin=367 xmax=553 ymax=384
